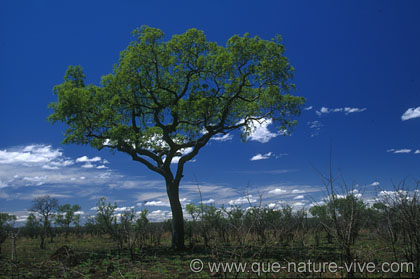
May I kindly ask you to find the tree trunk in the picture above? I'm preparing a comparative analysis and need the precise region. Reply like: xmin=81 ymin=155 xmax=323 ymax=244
xmin=40 ymin=234 xmax=45 ymax=249
xmin=166 ymin=181 xmax=185 ymax=250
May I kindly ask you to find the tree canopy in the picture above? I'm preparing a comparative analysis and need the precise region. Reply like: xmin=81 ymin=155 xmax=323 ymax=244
xmin=49 ymin=26 xmax=304 ymax=176
xmin=48 ymin=26 xmax=305 ymax=249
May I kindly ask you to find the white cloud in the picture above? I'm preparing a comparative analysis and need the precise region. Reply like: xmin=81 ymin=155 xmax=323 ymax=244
xmin=245 ymin=118 xmax=280 ymax=143
xmin=415 ymin=150 xmax=420 ymax=154
xmin=307 ymin=120 xmax=323 ymax=137
xmin=387 ymin=149 xmax=411 ymax=154
xmin=319 ymin=107 xmax=329 ymax=114
xmin=200 ymin=198 xmax=215 ymax=204
xmin=267 ymin=203 xmax=277 ymax=209
xmin=81 ymin=163 xmax=95 ymax=168
xmin=304 ymin=106 xmax=313 ymax=111
xmin=268 ymin=188 xmax=287 ymax=195
xmin=401 ymin=106 xmax=420 ymax=121
xmin=308 ymin=121 xmax=322 ymax=129
xmin=343 ymin=107 xmax=367 ymax=114
xmin=378 ymin=190 xmax=410 ymax=201
xmin=42 ymin=165 xmax=59 ymax=170
xmin=250 ymin=152 xmax=273 ymax=161
xmin=144 ymin=200 xmax=170 ymax=207
xmin=370 ymin=181 xmax=380 ymax=186
xmin=114 ymin=206 xmax=135 ymax=212
xmin=211 ymin=133 xmax=233 ymax=142
xmin=291 ymin=189 xmax=306 ymax=194
xmin=292 ymin=201 xmax=305 ymax=208
xmin=148 ymin=210 xmax=172 ymax=222
xmin=228 ymin=195 xmax=257 ymax=205
xmin=0 ymin=145 xmax=62 ymax=165
xmin=169 ymin=147 xmax=194 ymax=164
xmin=96 ymin=165 xmax=108 ymax=169
xmin=76 ymin=156 xmax=102 ymax=163
xmin=0 ymin=144 xmax=124 ymax=202
xmin=294 ymin=195 xmax=304 ymax=199
xmin=316 ymin=106 xmax=366 ymax=116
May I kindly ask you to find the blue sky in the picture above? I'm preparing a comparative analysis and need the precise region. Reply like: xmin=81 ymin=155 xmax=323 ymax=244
xmin=1 ymin=0 xmax=419 ymax=222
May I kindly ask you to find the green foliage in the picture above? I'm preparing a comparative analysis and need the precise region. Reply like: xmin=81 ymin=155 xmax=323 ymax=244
xmin=95 ymin=197 xmax=118 ymax=235
xmin=55 ymin=203 xmax=81 ymax=239
xmin=48 ymin=26 xmax=305 ymax=168
xmin=0 ymin=213 xmax=16 ymax=251
xmin=56 ymin=204 xmax=81 ymax=227
xmin=24 ymin=213 xmax=40 ymax=238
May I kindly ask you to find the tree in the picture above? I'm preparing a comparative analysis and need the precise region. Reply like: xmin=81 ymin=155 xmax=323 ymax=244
xmin=94 ymin=197 xmax=125 ymax=251
xmin=0 ymin=213 xmax=16 ymax=254
xmin=48 ymin=26 xmax=305 ymax=249
xmin=55 ymin=203 xmax=81 ymax=240
xmin=24 ymin=213 xmax=40 ymax=239
xmin=311 ymin=194 xmax=367 ymax=278
xmin=30 ymin=195 xmax=59 ymax=249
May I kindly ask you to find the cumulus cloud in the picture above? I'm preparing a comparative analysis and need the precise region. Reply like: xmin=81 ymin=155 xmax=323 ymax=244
xmin=415 ymin=150 xmax=420 ymax=154
xmin=200 ymin=199 xmax=215 ymax=204
xmin=267 ymin=203 xmax=277 ymax=209
xmin=250 ymin=152 xmax=273 ymax=161
xmin=81 ymin=163 xmax=95 ymax=168
xmin=144 ymin=200 xmax=170 ymax=207
xmin=377 ymin=190 xmax=411 ymax=201
xmin=401 ymin=106 xmax=420 ymax=121
xmin=315 ymin=106 xmax=366 ymax=116
xmin=76 ymin=156 xmax=102 ymax=163
xmin=370 ymin=181 xmax=380 ymax=186
xmin=268 ymin=188 xmax=287 ymax=195
xmin=294 ymin=195 xmax=304 ymax=199
xmin=96 ymin=165 xmax=108 ymax=169
xmin=114 ymin=206 xmax=135 ymax=212
xmin=292 ymin=201 xmax=305 ymax=208
xmin=76 ymin=155 xmax=109 ymax=168
xmin=0 ymin=144 xmax=121 ymax=202
xmin=387 ymin=148 xmax=411 ymax=154
xmin=245 ymin=118 xmax=281 ymax=143
xmin=304 ymin=106 xmax=313 ymax=111
xmin=228 ymin=195 xmax=257 ymax=205
xmin=0 ymin=145 xmax=65 ymax=166
xmin=148 ymin=210 xmax=172 ymax=222
xmin=291 ymin=189 xmax=306 ymax=194
xmin=169 ymin=147 xmax=194 ymax=164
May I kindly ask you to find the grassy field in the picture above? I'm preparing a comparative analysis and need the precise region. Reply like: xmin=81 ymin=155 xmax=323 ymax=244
xmin=0 ymin=230 xmax=416 ymax=279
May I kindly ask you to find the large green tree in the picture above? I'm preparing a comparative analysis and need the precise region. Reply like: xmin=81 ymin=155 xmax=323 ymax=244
xmin=55 ymin=203 xmax=81 ymax=240
xmin=49 ymin=26 xmax=305 ymax=249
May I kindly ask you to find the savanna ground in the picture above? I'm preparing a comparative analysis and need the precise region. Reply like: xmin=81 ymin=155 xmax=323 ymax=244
xmin=0 ymin=230 xmax=416 ymax=279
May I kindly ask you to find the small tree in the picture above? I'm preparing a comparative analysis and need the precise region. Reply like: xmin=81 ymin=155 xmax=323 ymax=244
xmin=135 ymin=209 xmax=149 ymax=247
xmin=24 ymin=213 xmax=40 ymax=239
xmin=312 ymin=194 xmax=367 ymax=279
xmin=95 ymin=197 xmax=125 ymax=252
xmin=48 ymin=26 xmax=305 ymax=249
xmin=185 ymin=204 xmax=200 ymax=247
xmin=0 ymin=213 xmax=16 ymax=254
xmin=378 ymin=182 xmax=420 ymax=276
xmin=55 ymin=204 xmax=81 ymax=240
xmin=30 ymin=195 xmax=59 ymax=249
